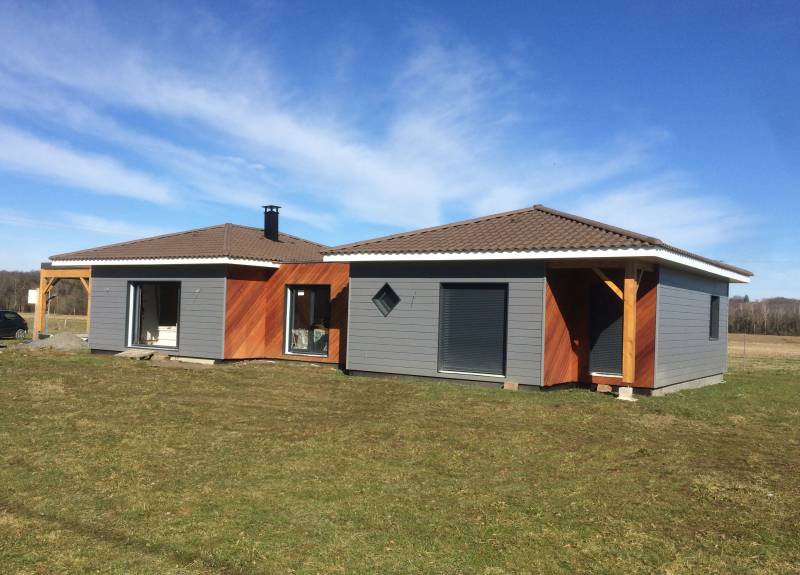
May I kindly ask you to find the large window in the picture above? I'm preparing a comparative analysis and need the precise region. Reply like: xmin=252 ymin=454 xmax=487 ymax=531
xmin=286 ymin=285 xmax=331 ymax=355
xmin=709 ymin=295 xmax=720 ymax=340
xmin=128 ymin=282 xmax=180 ymax=348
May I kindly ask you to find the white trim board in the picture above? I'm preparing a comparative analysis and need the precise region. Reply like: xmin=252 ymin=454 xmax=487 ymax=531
xmin=323 ymin=248 xmax=750 ymax=283
xmin=50 ymin=257 xmax=281 ymax=269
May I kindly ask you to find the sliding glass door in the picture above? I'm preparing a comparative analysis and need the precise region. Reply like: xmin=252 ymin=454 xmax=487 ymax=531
xmin=286 ymin=285 xmax=331 ymax=355
xmin=128 ymin=281 xmax=180 ymax=348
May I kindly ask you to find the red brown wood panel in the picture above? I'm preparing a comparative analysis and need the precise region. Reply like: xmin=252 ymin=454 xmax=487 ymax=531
xmin=543 ymin=269 xmax=589 ymax=386
xmin=224 ymin=266 xmax=274 ymax=359
xmin=224 ymin=262 xmax=350 ymax=364
xmin=633 ymin=269 xmax=657 ymax=388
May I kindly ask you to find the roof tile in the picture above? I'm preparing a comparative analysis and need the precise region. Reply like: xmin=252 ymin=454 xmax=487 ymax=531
xmin=324 ymin=205 xmax=752 ymax=276
xmin=50 ymin=224 xmax=326 ymax=264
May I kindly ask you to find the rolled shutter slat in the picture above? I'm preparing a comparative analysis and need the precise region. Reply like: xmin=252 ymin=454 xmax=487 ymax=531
xmin=439 ymin=284 xmax=508 ymax=375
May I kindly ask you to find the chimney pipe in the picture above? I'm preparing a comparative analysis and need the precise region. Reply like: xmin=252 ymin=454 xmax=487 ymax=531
xmin=262 ymin=205 xmax=280 ymax=241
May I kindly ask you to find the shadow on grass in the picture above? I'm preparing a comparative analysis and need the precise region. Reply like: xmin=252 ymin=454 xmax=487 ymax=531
xmin=0 ymin=496 xmax=252 ymax=575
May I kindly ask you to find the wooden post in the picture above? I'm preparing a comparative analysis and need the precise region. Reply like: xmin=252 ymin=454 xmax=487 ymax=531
xmin=33 ymin=271 xmax=47 ymax=338
xmin=622 ymin=261 xmax=639 ymax=384
xmin=80 ymin=276 xmax=91 ymax=335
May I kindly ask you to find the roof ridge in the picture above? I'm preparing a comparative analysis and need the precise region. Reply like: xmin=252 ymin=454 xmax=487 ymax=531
xmin=531 ymin=205 xmax=664 ymax=245
xmin=228 ymin=223 xmax=330 ymax=249
xmin=223 ymin=223 xmax=231 ymax=256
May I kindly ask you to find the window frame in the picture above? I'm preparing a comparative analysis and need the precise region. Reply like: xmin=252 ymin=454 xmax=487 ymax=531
xmin=372 ymin=283 xmax=401 ymax=317
xmin=709 ymin=294 xmax=720 ymax=340
xmin=283 ymin=284 xmax=331 ymax=357
xmin=125 ymin=281 xmax=181 ymax=350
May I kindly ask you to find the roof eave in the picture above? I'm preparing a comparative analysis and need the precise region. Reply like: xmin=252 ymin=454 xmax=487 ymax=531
xmin=322 ymin=247 xmax=751 ymax=283
xmin=49 ymin=256 xmax=281 ymax=269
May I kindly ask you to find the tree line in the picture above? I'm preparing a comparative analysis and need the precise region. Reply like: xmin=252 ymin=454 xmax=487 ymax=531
xmin=0 ymin=270 xmax=88 ymax=315
xmin=729 ymin=295 xmax=800 ymax=336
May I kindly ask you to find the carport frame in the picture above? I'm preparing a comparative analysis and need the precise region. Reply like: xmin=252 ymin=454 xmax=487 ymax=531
xmin=33 ymin=265 xmax=91 ymax=338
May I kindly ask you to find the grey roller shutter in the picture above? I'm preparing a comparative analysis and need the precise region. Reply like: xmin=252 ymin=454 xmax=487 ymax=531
xmin=438 ymin=283 xmax=508 ymax=375
xmin=589 ymin=281 xmax=623 ymax=375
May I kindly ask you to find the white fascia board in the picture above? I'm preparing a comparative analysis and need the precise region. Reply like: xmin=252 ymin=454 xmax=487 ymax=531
xmin=323 ymin=248 xmax=750 ymax=283
xmin=50 ymin=257 xmax=281 ymax=268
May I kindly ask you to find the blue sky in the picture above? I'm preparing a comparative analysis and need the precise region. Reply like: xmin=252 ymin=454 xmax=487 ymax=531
xmin=0 ymin=1 xmax=797 ymax=298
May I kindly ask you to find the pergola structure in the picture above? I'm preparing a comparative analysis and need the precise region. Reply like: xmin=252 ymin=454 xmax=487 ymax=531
xmin=33 ymin=265 xmax=92 ymax=338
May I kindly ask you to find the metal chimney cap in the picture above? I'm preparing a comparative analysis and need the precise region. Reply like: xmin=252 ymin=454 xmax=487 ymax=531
xmin=262 ymin=205 xmax=281 ymax=211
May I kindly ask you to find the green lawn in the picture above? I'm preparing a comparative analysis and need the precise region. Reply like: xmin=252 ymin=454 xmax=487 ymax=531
xmin=1 ymin=350 xmax=798 ymax=574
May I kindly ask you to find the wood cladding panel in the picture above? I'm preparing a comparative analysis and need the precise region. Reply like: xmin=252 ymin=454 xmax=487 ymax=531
xmin=543 ymin=269 xmax=590 ymax=386
xmin=224 ymin=266 xmax=274 ymax=359
xmin=224 ymin=262 xmax=349 ymax=364
xmin=634 ymin=270 xmax=657 ymax=388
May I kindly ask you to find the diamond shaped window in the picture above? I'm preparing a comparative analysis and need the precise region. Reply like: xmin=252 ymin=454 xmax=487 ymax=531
xmin=372 ymin=283 xmax=401 ymax=317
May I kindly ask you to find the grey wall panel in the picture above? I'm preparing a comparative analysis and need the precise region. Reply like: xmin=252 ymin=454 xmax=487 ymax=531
xmin=347 ymin=261 xmax=545 ymax=386
xmin=654 ymin=266 xmax=729 ymax=388
xmin=89 ymin=265 xmax=227 ymax=359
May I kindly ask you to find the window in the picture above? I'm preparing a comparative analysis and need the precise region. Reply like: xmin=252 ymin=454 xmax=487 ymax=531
xmin=286 ymin=285 xmax=331 ymax=355
xmin=372 ymin=283 xmax=400 ymax=316
xmin=128 ymin=282 xmax=180 ymax=348
xmin=709 ymin=295 xmax=720 ymax=340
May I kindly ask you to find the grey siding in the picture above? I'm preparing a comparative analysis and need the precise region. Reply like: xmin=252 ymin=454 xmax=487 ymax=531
xmin=347 ymin=261 xmax=545 ymax=386
xmin=655 ymin=266 xmax=729 ymax=388
xmin=90 ymin=265 xmax=227 ymax=359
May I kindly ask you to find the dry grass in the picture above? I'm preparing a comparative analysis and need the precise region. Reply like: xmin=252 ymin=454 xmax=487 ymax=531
xmin=1 ymin=345 xmax=799 ymax=574
xmin=728 ymin=334 xmax=800 ymax=373
xmin=18 ymin=312 xmax=88 ymax=336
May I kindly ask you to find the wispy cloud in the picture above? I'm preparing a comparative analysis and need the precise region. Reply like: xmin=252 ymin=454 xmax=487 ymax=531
xmin=0 ymin=1 xmax=749 ymax=248
xmin=0 ymin=208 xmax=164 ymax=238
xmin=0 ymin=124 xmax=173 ymax=204
xmin=568 ymin=174 xmax=755 ymax=249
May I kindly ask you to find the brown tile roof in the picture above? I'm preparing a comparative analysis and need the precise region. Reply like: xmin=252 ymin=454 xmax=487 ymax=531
xmin=324 ymin=204 xmax=752 ymax=276
xmin=50 ymin=224 xmax=327 ymax=264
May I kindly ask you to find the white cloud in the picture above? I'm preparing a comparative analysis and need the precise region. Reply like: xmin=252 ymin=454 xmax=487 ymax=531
xmin=0 ymin=208 xmax=164 ymax=238
xmin=0 ymin=124 xmax=173 ymax=204
xmin=567 ymin=174 xmax=754 ymax=250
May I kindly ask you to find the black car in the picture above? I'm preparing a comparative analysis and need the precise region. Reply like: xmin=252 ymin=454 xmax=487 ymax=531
xmin=0 ymin=310 xmax=28 ymax=339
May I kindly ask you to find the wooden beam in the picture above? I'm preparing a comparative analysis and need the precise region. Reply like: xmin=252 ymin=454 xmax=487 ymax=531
xmin=79 ymin=277 xmax=90 ymax=292
xmin=622 ymin=261 xmax=639 ymax=384
xmin=592 ymin=268 xmax=624 ymax=300
xmin=40 ymin=267 xmax=91 ymax=279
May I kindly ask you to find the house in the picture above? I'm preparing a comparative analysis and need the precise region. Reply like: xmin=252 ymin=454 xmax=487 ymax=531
xmin=46 ymin=207 xmax=350 ymax=365
xmin=44 ymin=203 xmax=751 ymax=395
xmin=322 ymin=205 xmax=752 ymax=395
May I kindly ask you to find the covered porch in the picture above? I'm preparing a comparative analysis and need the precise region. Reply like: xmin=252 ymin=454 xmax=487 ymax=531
xmin=543 ymin=260 xmax=657 ymax=390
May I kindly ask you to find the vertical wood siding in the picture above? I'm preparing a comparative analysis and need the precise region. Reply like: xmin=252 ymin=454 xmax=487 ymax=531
xmin=224 ymin=262 xmax=350 ymax=364
xmin=347 ymin=261 xmax=544 ymax=386
xmin=89 ymin=265 xmax=227 ymax=359
xmin=654 ymin=266 xmax=729 ymax=388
